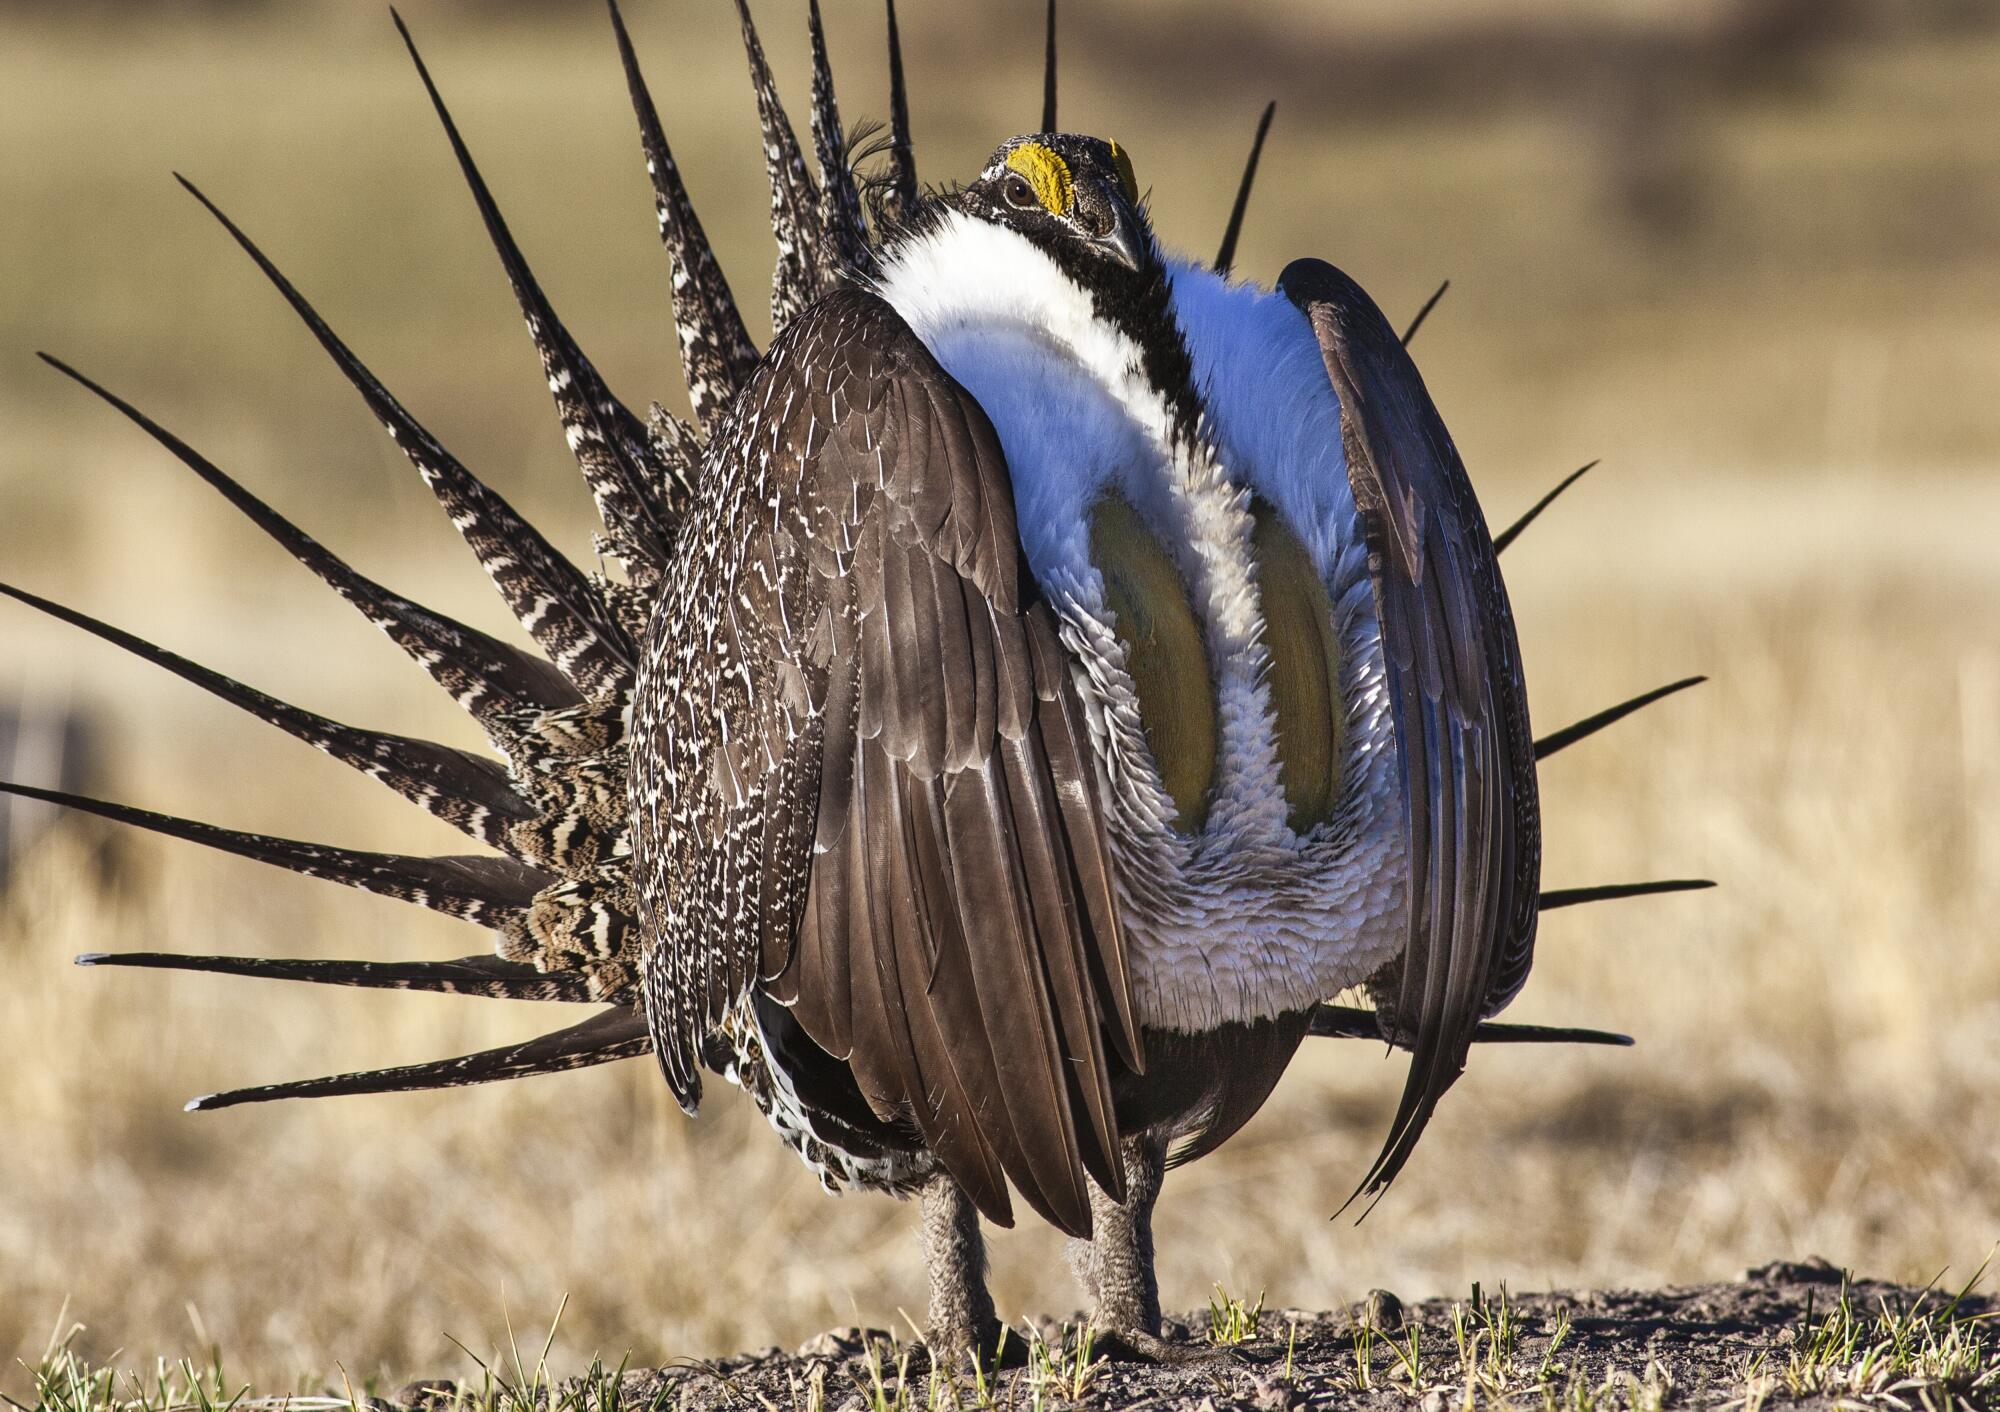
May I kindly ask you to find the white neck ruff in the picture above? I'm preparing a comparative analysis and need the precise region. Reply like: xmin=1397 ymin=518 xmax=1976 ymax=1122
xmin=873 ymin=212 xmax=1407 ymax=1032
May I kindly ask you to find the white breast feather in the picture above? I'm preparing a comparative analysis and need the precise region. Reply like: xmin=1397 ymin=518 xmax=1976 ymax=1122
xmin=874 ymin=214 xmax=1408 ymax=1032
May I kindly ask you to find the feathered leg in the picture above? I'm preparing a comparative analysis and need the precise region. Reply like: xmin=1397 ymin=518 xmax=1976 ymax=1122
xmin=1074 ymin=1133 xmax=1163 ymax=1351
xmin=919 ymin=1173 xmax=1000 ymax=1367
xmin=1071 ymin=1133 xmax=1229 ymax=1363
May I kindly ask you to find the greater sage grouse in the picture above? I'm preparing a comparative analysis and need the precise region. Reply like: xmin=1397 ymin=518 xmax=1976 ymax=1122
xmin=10 ymin=0 xmax=1709 ymax=1364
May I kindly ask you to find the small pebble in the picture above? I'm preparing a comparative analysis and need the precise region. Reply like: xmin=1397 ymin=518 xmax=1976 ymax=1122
xmin=1248 ymin=1370 xmax=1305 ymax=1410
xmin=1365 ymin=1288 xmax=1406 ymax=1334
xmin=797 ymin=1329 xmax=850 ymax=1358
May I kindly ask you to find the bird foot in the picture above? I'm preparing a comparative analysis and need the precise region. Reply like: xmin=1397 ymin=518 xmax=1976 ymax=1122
xmin=920 ymin=1319 xmax=1024 ymax=1377
xmin=1092 ymin=1328 xmax=1264 ymax=1366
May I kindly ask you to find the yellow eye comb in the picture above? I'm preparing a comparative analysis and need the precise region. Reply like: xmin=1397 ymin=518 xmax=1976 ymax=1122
xmin=1004 ymin=141 xmax=1074 ymax=215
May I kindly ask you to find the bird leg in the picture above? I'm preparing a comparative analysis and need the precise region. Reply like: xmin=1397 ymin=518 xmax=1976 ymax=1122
xmin=1084 ymin=1132 xmax=1163 ymax=1338
xmin=1067 ymin=1131 xmax=1198 ymax=1362
xmin=919 ymin=1172 xmax=1001 ymax=1369
xmin=1069 ymin=1133 xmax=1247 ymax=1365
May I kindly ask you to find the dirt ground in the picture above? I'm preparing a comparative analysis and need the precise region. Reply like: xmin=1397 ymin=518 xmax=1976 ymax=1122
xmin=391 ymin=1260 xmax=1993 ymax=1411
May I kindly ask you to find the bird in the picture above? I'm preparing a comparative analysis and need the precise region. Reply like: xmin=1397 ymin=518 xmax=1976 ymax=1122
xmin=5 ymin=0 xmax=1712 ymax=1366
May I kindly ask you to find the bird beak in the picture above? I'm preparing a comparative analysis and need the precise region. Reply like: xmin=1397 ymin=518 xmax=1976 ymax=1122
xmin=1089 ymin=186 xmax=1148 ymax=271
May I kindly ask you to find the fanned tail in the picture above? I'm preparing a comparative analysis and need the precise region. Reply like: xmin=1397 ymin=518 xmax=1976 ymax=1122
xmin=177 ymin=175 xmax=635 ymax=699
xmin=606 ymin=0 xmax=761 ymax=440
xmin=0 ymin=581 xmax=534 ymax=852
xmin=186 ymin=1007 xmax=651 ymax=1111
xmin=35 ymin=5 xmax=905 ymax=1124
xmin=394 ymin=9 xmax=682 ymax=565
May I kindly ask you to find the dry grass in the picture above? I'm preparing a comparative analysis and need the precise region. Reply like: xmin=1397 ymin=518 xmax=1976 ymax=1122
xmin=2 ymin=0 xmax=1997 ymax=1397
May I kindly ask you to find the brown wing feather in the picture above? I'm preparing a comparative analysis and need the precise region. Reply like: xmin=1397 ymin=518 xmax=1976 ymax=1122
xmin=631 ymin=287 xmax=1135 ymax=1236
xmin=1277 ymin=258 xmax=1541 ymax=1202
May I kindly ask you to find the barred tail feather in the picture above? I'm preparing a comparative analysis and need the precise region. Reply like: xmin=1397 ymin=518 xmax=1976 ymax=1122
xmin=176 ymin=175 xmax=636 ymax=698
xmin=392 ymin=11 xmax=682 ymax=560
xmin=77 ymin=950 xmax=595 ymax=1003
xmin=0 ymin=581 xmax=535 ymax=851
xmin=185 ymin=1006 xmax=651 ymax=1111
xmin=730 ymin=0 xmax=825 ymax=329
xmin=606 ymin=0 xmax=761 ymax=440
xmin=882 ymin=0 xmax=918 ymax=219
xmin=0 ymin=781 xmax=547 ymax=928
xmin=38 ymin=354 xmax=582 ymax=735
xmin=806 ymin=0 xmax=874 ymax=275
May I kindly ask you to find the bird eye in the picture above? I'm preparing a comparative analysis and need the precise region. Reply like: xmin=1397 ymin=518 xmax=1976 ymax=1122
xmin=1002 ymin=173 xmax=1038 ymax=210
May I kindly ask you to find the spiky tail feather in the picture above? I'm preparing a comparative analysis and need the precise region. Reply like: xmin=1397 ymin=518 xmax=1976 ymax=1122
xmin=185 ymin=1007 xmax=649 ymax=1111
xmin=880 ymin=0 xmax=918 ymax=221
xmin=732 ymin=0 xmax=826 ymax=328
xmin=606 ymin=0 xmax=762 ymax=439
xmin=0 ymin=780 xmax=545 ymax=932
xmin=807 ymin=0 xmax=874 ymax=276
xmin=0 ymin=581 xmax=534 ymax=852
xmin=1214 ymin=101 xmax=1275 ymax=277
xmin=1399 ymin=279 xmax=1451 ymax=347
xmin=77 ymin=950 xmax=595 ymax=1003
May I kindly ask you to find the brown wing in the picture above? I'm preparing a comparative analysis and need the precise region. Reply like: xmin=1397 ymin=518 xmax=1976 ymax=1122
xmin=631 ymin=287 xmax=1140 ymax=1237
xmin=1277 ymin=259 xmax=1541 ymax=1201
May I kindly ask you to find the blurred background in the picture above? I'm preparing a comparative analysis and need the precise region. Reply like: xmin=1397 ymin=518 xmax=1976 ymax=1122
xmin=3 ymin=0 xmax=1997 ymax=1392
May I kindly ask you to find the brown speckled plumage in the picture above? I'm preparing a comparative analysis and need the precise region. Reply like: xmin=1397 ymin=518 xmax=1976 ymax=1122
xmin=630 ymin=285 xmax=1140 ymax=1234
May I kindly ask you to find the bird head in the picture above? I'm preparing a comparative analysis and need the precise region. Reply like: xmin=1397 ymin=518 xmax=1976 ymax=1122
xmin=954 ymin=134 xmax=1151 ymax=276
